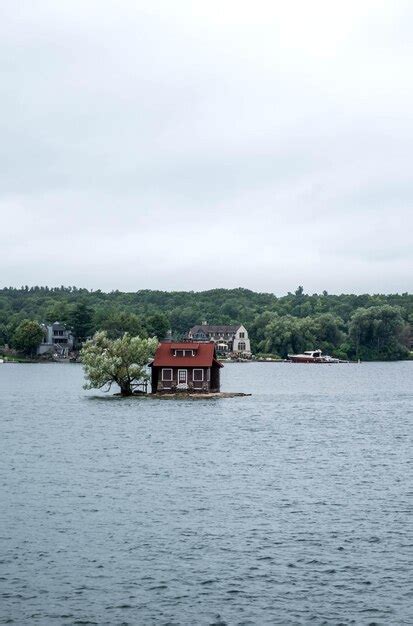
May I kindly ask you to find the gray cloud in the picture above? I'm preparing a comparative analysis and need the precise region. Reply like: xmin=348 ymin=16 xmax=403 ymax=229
xmin=1 ymin=0 xmax=412 ymax=293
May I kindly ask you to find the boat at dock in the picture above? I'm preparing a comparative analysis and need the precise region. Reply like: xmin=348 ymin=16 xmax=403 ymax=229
xmin=287 ymin=349 xmax=345 ymax=363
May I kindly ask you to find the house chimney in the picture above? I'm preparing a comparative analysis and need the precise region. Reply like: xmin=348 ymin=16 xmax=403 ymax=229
xmin=202 ymin=320 xmax=207 ymax=325
xmin=164 ymin=329 xmax=172 ymax=342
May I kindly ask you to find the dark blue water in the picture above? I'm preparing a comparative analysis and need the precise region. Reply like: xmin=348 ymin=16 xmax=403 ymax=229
xmin=1 ymin=362 xmax=412 ymax=625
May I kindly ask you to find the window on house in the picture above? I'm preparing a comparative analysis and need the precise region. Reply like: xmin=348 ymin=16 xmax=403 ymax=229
xmin=162 ymin=369 xmax=173 ymax=381
xmin=238 ymin=342 xmax=246 ymax=351
xmin=178 ymin=370 xmax=187 ymax=383
xmin=239 ymin=332 xmax=245 ymax=338
xmin=193 ymin=369 xmax=203 ymax=382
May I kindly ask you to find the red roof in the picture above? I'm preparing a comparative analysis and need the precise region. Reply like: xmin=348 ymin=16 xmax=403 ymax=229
xmin=151 ymin=341 xmax=223 ymax=367
xmin=164 ymin=342 xmax=200 ymax=350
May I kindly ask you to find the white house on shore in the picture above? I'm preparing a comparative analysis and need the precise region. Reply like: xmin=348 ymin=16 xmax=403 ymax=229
xmin=37 ymin=321 xmax=75 ymax=357
xmin=188 ymin=322 xmax=251 ymax=356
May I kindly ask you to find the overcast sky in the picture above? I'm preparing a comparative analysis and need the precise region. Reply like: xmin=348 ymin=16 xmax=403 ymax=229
xmin=1 ymin=1 xmax=412 ymax=294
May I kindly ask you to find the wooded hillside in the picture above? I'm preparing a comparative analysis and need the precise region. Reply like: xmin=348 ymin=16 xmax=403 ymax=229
xmin=0 ymin=286 xmax=412 ymax=360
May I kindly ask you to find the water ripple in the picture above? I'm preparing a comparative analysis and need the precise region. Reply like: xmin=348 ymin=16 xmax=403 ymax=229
xmin=0 ymin=362 xmax=412 ymax=624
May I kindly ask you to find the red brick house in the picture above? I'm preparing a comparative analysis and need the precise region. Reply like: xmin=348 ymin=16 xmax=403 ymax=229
xmin=149 ymin=341 xmax=223 ymax=393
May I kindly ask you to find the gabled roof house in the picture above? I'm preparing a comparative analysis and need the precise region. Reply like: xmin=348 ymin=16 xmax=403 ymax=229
xmin=188 ymin=323 xmax=251 ymax=355
xmin=37 ymin=321 xmax=74 ymax=356
xmin=149 ymin=341 xmax=223 ymax=394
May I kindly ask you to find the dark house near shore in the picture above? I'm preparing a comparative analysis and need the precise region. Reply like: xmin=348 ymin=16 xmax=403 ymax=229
xmin=149 ymin=341 xmax=223 ymax=393
xmin=37 ymin=321 xmax=75 ymax=357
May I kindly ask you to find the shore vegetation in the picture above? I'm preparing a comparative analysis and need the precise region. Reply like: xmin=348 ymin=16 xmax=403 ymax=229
xmin=0 ymin=286 xmax=411 ymax=361
xmin=12 ymin=319 xmax=44 ymax=357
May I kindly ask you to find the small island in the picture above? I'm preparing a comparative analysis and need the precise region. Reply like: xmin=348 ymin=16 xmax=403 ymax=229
xmin=81 ymin=332 xmax=250 ymax=398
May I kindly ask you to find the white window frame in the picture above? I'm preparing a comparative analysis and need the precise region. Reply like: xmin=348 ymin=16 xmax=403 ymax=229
xmin=193 ymin=368 xmax=204 ymax=382
xmin=173 ymin=350 xmax=195 ymax=357
xmin=178 ymin=369 xmax=187 ymax=384
xmin=162 ymin=368 xmax=173 ymax=381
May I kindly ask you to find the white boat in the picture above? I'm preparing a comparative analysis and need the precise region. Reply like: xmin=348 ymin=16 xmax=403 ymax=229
xmin=287 ymin=349 xmax=342 ymax=363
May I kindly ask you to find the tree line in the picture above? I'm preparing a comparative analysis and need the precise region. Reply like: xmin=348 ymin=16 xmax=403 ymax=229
xmin=0 ymin=286 xmax=412 ymax=360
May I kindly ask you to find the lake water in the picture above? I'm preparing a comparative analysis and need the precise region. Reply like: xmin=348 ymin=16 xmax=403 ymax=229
xmin=0 ymin=362 xmax=412 ymax=625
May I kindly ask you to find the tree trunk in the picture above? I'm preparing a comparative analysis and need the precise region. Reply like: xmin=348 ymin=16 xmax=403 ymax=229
xmin=120 ymin=384 xmax=133 ymax=396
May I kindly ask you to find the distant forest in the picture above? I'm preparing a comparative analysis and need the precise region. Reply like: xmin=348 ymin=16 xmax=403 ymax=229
xmin=0 ymin=286 xmax=412 ymax=360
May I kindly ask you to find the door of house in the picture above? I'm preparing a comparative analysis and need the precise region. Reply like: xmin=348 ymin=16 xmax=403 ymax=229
xmin=178 ymin=369 xmax=187 ymax=386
